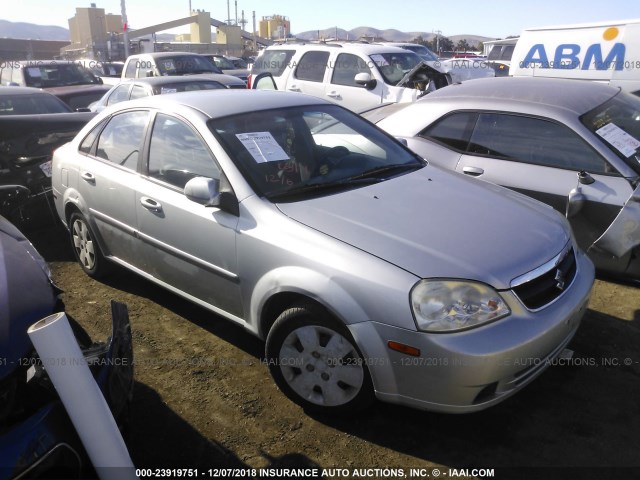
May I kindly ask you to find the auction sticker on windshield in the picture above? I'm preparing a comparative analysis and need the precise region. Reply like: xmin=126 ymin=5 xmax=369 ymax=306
xmin=237 ymin=132 xmax=289 ymax=163
xmin=596 ymin=123 xmax=640 ymax=158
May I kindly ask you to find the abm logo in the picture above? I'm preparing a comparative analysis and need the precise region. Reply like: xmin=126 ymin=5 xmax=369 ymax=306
xmin=520 ymin=27 xmax=625 ymax=70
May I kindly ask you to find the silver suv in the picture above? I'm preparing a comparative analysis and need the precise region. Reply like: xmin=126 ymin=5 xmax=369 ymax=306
xmin=250 ymin=43 xmax=450 ymax=111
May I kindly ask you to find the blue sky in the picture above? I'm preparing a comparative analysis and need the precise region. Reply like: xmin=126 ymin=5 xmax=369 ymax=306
xmin=3 ymin=0 xmax=640 ymax=38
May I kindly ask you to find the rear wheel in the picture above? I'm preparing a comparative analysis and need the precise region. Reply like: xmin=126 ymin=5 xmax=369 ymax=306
xmin=266 ymin=303 xmax=374 ymax=413
xmin=69 ymin=212 xmax=109 ymax=278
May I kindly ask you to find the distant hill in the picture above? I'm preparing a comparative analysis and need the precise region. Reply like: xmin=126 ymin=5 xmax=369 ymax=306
xmin=296 ymin=26 xmax=493 ymax=47
xmin=0 ymin=19 xmax=70 ymax=40
xmin=0 ymin=19 xmax=493 ymax=48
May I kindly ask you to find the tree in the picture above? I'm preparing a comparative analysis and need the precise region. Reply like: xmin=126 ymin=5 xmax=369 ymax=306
xmin=410 ymin=35 xmax=429 ymax=46
xmin=456 ymin=39 xmax=471 ymax=52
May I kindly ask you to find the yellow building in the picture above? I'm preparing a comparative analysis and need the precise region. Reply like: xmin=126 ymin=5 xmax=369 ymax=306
xmin=64 ymin=3 xmax=122 ymax=59
xmin=259 ymin=15 xmax=290 ymax=40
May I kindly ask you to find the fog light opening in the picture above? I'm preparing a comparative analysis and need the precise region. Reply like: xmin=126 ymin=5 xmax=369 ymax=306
xmin=387 ymin=341 xmax=420 ymax=357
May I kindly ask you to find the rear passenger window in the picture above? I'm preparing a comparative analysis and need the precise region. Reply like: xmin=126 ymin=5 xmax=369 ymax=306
xmin=420 ymin=112 xmax=477 ymax=151
xmin=130 ymin=85 xmax=149 ymax=100
xmin=96 ymin=111 xmax=149 ymax=170
xmin=252 ymin=50 xmax=295 ymax=77
xmin=295 ymin=51 xmax=330 ymax=82
xmin=332 ymin=53 xmax=371 ymax=87
xmin=79 ymin=119 xmax=107 ymax=154
xmin=106 ymin=84 xmax=130 ymax=106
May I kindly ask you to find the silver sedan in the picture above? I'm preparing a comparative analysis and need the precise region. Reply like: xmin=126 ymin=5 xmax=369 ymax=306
xmin=52 ymin=89 xmax=594 ymax=414
xmin=366 ymin=77 xmax=640 ymax=281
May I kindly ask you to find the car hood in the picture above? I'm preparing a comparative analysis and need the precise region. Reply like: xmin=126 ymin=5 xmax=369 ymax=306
xmin=276 ymin=166 xmax=570 ymax=289
xmin=43 ymin=84 xmax=111 ymax=96
xmin=0 ymin=218 xmax=56 ymax=380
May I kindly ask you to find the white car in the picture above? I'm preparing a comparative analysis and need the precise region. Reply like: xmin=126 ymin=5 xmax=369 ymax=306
xmin=379 ymin=43 xmax=495 ymax=83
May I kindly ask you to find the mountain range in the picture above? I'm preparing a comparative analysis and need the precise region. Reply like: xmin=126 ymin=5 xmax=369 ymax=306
xmin=0 ymin=19 xmax=493 ymax=46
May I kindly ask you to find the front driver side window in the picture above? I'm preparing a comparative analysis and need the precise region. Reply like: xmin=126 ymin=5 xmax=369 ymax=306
xmin=332 ymin=53 xmax=371 ymax=87
xmin=148 ymin=114 xmax=220 ymax=189
xmin=469 ymin=113 xmax=609 ymax=173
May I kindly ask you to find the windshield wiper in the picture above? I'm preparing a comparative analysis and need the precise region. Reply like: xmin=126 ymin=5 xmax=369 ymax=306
xmin=347 ymin=163 xmax=423 ymax=180
xmin=266 ymin=177 xmax=382 ymax=201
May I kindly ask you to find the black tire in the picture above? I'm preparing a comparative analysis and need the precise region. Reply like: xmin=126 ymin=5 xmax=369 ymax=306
xmin=68 ymin=212 xmax=109 ymax=278
xmin=265 ymin=302 xmax=374 ymax=414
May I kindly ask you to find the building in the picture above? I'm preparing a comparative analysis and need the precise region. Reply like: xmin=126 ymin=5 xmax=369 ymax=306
xmin=62 ymin=3 xmax=123 ymax=60
xmin=259 ymin=15 xmax=290 ymax=40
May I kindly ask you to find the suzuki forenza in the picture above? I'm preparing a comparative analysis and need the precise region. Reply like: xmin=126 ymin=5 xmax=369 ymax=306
xmin=52 ymin=90 xmax=594 ymax=413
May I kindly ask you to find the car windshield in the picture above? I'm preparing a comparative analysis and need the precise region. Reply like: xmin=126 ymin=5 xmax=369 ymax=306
xmin=0 ymin=93 xmax=71 ymax=114
xmin=157 ymin=56 xmax=221 ymax=75
xmin=401 ymin=45 xmax=439 ymax=61
xmin=212 ymin=56 xmax=236 ymax=69
xmin=209 ymin=104 xmax=424 ymax=201
xmin=581 ymin=91 xmax=640 ymax=175
xmin=369 ymin=52 xmax=424 ymax=85
xmin=23 ymin=63 xmax=101 ymax=87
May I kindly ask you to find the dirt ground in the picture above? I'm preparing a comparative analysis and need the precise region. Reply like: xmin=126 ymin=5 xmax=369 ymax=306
xmin=26 ymin=222 xmax=640 ymax=480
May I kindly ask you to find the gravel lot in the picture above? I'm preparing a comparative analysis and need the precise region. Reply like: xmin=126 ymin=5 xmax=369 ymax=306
xmin=26 ymin=221 xmax=640 ymax=480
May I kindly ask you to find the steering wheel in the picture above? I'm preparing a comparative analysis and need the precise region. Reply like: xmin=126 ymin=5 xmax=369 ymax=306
xmin=325 ymin=146 xmax=350 ymax=165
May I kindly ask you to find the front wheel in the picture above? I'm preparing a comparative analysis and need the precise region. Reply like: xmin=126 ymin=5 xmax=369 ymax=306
xmin=69 ymin=212 xmax=109 ymax=278
xmin=265 ymin=303 xmax=374 ymax=413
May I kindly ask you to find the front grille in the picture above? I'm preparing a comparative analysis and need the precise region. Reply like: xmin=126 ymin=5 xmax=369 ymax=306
xmin=512 ymin=247 xmax=577 ymax=310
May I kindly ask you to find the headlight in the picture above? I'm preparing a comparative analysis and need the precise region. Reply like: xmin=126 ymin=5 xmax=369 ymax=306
xmin=410 ymin=279 xmax=510 ymax=332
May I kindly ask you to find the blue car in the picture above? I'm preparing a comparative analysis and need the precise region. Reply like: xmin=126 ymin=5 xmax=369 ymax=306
xmin=0 ymin=214 xmax=133 ymax=479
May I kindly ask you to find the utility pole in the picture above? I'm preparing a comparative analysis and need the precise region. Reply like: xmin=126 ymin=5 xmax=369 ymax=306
xmin=121 ymin=0 xmax=129 ymax=58
xmin=433 ymin=29 xmax=442 ymax=55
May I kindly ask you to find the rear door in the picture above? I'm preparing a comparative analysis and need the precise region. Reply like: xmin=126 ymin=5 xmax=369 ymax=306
xmin=285 ymin=50 xmax=330 ymax=99
xmin=76 ymin=110 xmax=151 ymax=269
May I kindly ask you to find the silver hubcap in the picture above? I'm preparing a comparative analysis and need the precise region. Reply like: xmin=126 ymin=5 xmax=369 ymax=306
xmin=279 ymin=325 xmax=364 ymax=407
xmin=72 ymin=219 xmax=96 ymax=270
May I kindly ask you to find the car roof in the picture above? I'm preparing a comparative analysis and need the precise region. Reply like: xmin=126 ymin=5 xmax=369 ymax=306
xmin=0 ymin=86 xmax=53 ymax=96
xmin=265 ymin=43 xmax=414 ymax=56
xmin=424 ymin=77 xmax=621 ymax=116
xmin=120 ymin=76 xmax=228 ymax=87
xmin=127 ymin=51 xmax=207 ymax=58
xmin=111 ymin=89 xmax=330 ymax=119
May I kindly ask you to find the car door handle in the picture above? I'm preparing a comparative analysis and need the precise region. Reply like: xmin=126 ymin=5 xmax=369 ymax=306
xmin=80 ymin=171 xmax=96 ymax=184
xmin=326 ymin=91 xmax=341 ymax=98
xmin=462 ymin=166 xmax=484 ymax=177
xmin=287 ymin=84 xmax=301 ymax=92
xmin=140 ymin=196 xmax=163 ymax=212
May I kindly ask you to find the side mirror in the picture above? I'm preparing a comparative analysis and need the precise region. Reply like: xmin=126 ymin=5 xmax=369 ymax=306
xmin=184 ymin=177 xmax=220 ymax=206
xmin=354 ymin=72 xmax=377 ymax=90
xmin=145 ymin=70 xmax=155 ymax=78
xmin=566 ymin=187 xmax=586 ymax=218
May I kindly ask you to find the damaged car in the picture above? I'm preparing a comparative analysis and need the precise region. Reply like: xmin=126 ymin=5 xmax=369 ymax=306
xmin=0 ymin=215 xmax=133 ymax=479
xmin=249 ymin=43 xmax=449 ymax=112
xmin=0 ymin=87 xmax=96 ymax=229
xmin=364 ymin=76 xmax=640 ymax=280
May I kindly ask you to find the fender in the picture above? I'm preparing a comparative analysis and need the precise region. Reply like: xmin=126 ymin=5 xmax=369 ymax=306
xmin=250 ymin=266 xmax=373 ymax=337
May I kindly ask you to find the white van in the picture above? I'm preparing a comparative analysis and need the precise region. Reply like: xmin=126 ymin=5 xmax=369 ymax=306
xmin=510 ymin=19 xmax=640 ymax=95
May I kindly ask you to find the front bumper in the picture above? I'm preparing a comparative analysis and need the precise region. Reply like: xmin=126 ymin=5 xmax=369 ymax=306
xmin=348 ymin=249 xmax=595 ymax=413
